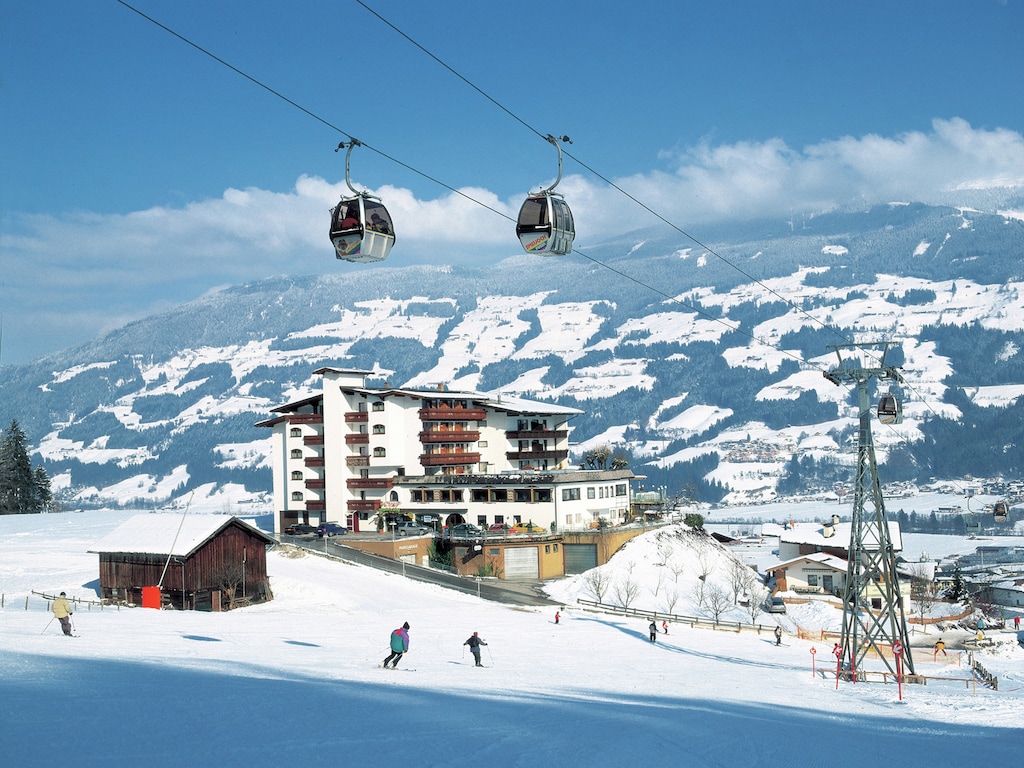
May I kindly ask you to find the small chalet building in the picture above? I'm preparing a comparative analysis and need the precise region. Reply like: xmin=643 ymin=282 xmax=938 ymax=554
xmin=90 ymin=515 xmax=274 ymax=610
xmin=255 ymin=368 xmax=636 ymax=537
xmin=777 ymin=517 xmax=903 ymax=562
xmin=769 ymin=552 xmax=848 ymax=596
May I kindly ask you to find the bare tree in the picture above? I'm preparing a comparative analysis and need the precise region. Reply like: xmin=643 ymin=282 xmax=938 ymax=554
xmin=727 ymin=558 xmax=755 ymax=604
xmin=613 ymin=576 xmax=642 ymax=609
xmin=909 ymin=564 xmax=939 ymax=633
xmin=662 ymin=588 xmax=680 ymax=615
xmin=211 ymin=563 xmax=245 ymax=610
xmin=746 ymin=584 xmax=769 ymax=624
xmin=650 ymin=569 xmax=664 ymax=598
xmin=583 ymin=569 xmax=610 ymax=603
xmin=669 ymin=558 xmax=687 ymax=584
xmin=702 ymin=584 xmax=734 ymax=623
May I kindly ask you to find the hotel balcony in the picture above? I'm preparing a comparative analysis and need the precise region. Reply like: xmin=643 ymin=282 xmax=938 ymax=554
xmin=506 ymin=429 xmax=568 ymax=440
xmin=419 ymin=452 xmax=481 ymax=467
xmin=345 ymin=433 xmax=370 ymax=444
xmin=304 ymin=457 xmax=325 ymax=468
xmin=304 ymin=479 xmax=326 ymax=490
xmin=306 ymin=501 xmax=325 ymax=512
xmin=419 ymin=407 xmax=487 ymax=421
xmin=288 ymin=414 xmax=323 ymax=425
xmin=347 ymin=500 xmax=381 ymax=512
xmin=303 ymin=435 xmax=325 ymax=445
xmin=419 ymin=430 xmax=480 ymax=443
xmin=345 ymin=412 xmax=369 ymax=423
xmin=347 ymin=478 xmax=393 ymax=489
xmin=505 ymin=449 xmax=568 ymax=462
xmin=346 ymin=456 xmax=370 ymax=467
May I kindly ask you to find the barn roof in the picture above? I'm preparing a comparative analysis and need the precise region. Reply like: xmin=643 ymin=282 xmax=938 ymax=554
xmin=89 ymin=515 xmax=273 ymax=557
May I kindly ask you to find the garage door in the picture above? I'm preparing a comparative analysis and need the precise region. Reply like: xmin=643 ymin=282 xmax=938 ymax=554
xmin=563 ymin=543 xmax=598 ymax=574
xmin=504 ymin=547 xmax=539 ymax=580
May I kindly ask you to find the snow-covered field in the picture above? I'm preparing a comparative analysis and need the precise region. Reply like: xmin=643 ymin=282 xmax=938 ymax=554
xmin=1 ymin=509 xmax=1021 ymax=767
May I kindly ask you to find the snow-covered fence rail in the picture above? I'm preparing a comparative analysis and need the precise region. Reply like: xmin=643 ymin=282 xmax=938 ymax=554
xmin=574 ymin=598 xmax=777 ymax=635
xmin=1 ymin=591 xmax=116 ymax=613
xmin=968 ymin=652 xmax=999 ymax=691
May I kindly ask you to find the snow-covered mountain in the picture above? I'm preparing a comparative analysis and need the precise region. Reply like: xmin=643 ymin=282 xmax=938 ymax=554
xmin=2 ymin=202 xmax=1023 ymax=510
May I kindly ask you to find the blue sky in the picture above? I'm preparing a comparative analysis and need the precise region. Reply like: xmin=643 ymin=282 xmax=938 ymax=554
xmin=2 ymin=0 xmax=1023 ymax=367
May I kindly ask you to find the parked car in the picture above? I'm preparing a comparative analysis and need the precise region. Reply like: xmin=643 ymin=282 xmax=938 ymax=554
xmin=447 ymin=523 xmax=483 ymax=539
xmin=511 ymin=521 xmax=546 ymax=535
xmin=395 ymin=521 xmax=432 ymax=537
xmin=766 ymin=596 xmax=787 ymax=614
xmin=316 ymin=522 xmax=348 ymax=538
xmin=284 ymin=523 xmax=317 ymax=536
xmin=488 ymin=523 xmax=511 ymax=534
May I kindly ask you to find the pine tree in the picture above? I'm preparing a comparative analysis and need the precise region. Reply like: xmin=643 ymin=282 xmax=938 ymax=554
xmin=0 ymin=420 xmax=51 ymax=514
xmin=945 ymin=565 xmax=970 ymax=605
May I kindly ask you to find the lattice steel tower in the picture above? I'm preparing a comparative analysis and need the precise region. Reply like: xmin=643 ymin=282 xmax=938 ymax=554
xmin=824 ymin=342 xmax=915 ymax=679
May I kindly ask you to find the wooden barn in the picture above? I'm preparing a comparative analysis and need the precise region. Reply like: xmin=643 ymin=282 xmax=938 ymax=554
xmin=90 ymin=515 xmax=275 ymax=611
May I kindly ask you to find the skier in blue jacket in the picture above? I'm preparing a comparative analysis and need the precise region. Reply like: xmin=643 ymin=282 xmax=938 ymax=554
xmin=383 ymin=622 xmax=410 ymax=668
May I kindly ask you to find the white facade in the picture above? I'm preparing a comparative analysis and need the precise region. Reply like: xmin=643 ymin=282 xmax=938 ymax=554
xmin=257 ymin=368 xmax=635 ymax=534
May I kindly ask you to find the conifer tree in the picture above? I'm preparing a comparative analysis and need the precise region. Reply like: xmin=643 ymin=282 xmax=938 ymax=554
xmin=0 ymin=420 xmax=51 ymax=514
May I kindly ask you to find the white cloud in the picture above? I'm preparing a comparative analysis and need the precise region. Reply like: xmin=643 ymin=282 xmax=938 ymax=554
xmin=1 ymin=119 xmax=1022 ymax=366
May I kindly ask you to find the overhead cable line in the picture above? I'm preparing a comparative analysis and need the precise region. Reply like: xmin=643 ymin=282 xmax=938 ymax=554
xmin=113 ymin=2 xmax=996 ymax=493
xmin=114 ymin=0 xmax=819 ymax=371
xmin=353 ymin=1 xmax=854 ymax=351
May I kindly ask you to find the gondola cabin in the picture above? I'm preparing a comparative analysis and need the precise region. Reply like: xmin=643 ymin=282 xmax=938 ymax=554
xmin=993 ymin=501 xmax=1008 ymax=523
xmin=516 ymin=193 xmax=574 ymax=256
xmin=330 ymin=196 xmax=395 ymax=263
xmin=876 ymin=394 xmax=903 ymax=425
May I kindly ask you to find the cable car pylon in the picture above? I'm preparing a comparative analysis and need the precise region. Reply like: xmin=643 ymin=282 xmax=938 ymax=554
xmin=823 ymin=341 xmax=916 ymax=681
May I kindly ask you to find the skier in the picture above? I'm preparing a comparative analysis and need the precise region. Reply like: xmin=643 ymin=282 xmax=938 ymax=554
xmin=52 ymin=591 xmax=73 ymax=636
xmin=649 ymin=620 xmax=658 ymax=643
xmin=661 ymin=620 xmax=669 ymax=635
xmin=382 ymin=622 xmax=410 ymax=668
xmin=554 ymin=611 xmax=560 ymax=625
xmin=464 ymin=631 xmax=488 ymax=666
xmin=933 ymin=639 xmax=947 ymax=659
xmin=774 ymin=625 xmax=783 ymax=646
xmin=1015 ymin=615 xmax=1020 ymax=631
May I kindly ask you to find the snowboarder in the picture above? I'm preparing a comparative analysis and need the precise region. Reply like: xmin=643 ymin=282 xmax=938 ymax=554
xmin=554 ymin=611 xmax=560 ymax=624
xmin=774 ymin=625 xmax=783 ymax=646
xmin=661 ymin=620 xmax=669 ymax=635
xmin=464 ymin=631 xmax=487 ymax=666
xmin=933 ymin=639 xmax=947 ymax=659
xmin=649 ymin=621 xmax=658 ymax=643
xmin=52 ymin=591 xmax=73 ymax=636
xmin=382 ymin=622 xmax=410 ymax=668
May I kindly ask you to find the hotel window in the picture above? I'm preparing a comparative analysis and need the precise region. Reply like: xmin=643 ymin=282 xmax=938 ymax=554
xmin=372 ymin=424 xmax=386 ymax=434
xmin=289 ymin=427 xmax=301 ymax=438
xmin=372 ymin=401 xmax=385 ymax=411
xmin=373 ymin=447 xmax=387 ymax=457
xmin=587 ymin=487 xmax=596 ymax=499
xmin=290 ymin=449 xmax=302 ymax=459
xmin=291 ymin=471 xmax=303 ymax=481
xmin=291 ymin=491 xmax=303 ymax=501
xmin=561 ymin=487 xmax=581 ymax=501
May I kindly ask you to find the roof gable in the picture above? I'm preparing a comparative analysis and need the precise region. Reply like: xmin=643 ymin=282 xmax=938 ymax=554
xmin=89 ymin=514 xmax=273 ymax=557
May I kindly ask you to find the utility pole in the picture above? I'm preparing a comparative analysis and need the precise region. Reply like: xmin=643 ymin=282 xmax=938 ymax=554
xmin=824 ymin=342 xmax=915 ymax=679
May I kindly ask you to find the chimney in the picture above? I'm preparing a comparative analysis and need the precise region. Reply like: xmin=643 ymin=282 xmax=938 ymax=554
xmin=822 ymin=521 xmax=835 ymax=538
xmin=831 ymin=514 xmax=840 ymax=526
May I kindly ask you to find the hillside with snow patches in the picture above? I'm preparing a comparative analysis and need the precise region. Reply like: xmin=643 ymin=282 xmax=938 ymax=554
xmin=1 ymin=203 xmax=1023 ymax=508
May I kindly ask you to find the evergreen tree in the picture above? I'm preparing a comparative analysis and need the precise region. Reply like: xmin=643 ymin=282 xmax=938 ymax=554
xmin=945 ymin=565 xmax=970 ymax=604
xmin=0 ymin=420 xmax=51 ymax=514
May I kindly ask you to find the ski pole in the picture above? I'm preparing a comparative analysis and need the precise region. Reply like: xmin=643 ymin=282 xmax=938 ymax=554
xmin=486 ymin=644 xmax=494 ymax=665
xmin=41 ymin=617 xmax=55 ymax=635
